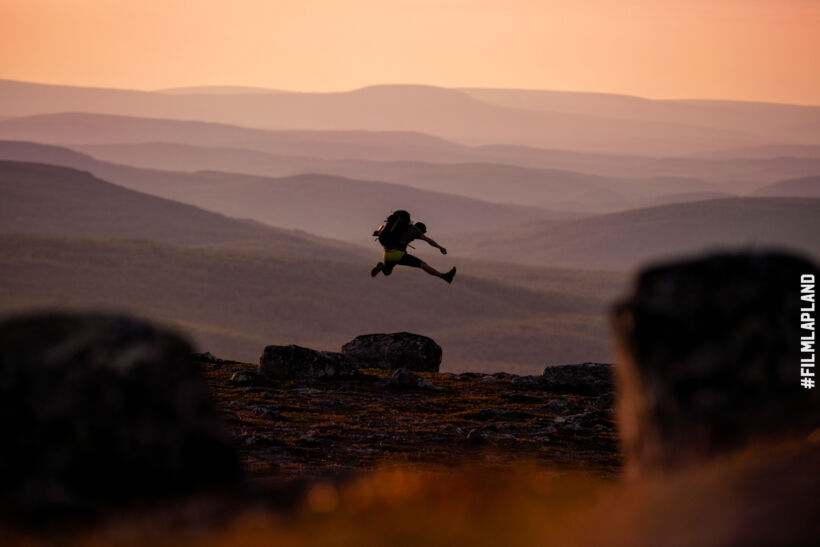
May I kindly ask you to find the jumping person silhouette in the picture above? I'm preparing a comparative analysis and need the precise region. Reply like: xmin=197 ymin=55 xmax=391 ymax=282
xmin=371 ymin=210 xmax=456 ymax=283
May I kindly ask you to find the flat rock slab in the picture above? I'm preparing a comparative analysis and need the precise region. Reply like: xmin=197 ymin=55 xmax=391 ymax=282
xmin=542 ymin=363 xmax=614 ymax=395
xmin=259 ymin=344 xmax=358 ymax=382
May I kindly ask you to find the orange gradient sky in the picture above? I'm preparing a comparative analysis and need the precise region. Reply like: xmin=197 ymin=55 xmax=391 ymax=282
xmin=1 ymin=0 xmax=818 ymax=104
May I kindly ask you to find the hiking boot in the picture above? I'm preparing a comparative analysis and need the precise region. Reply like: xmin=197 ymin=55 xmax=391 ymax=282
xmin=442 ymin=267 xmax=456 ymax=284
xmin=370 ymin=262 xmax=384 ymax=277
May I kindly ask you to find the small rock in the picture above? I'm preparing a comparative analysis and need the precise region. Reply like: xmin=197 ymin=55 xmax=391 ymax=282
xmin=541 ymin=425 xmax=558 ymax=435
xmin=389 ymin=367 xmax=439 ymax=390
xmin=418 ymin=378 xmax=439 ymax=390
xmin=292 ymin=387 xmax=324 ymax=395
xmin=439 ymin=424 xmax=466 ymax=436
xmin=480 ymin=375 xmax=498 ymax=384
xmin=555 ymin=411 xmax=613 ymax=433
xmin=300 ymin=430 xmax=319 ymax=444
xmin=249 ymin=406 xmax=279 ymax=419
xmin=229 ymin=371 xmax=258 ymax=386
xmin=546 ymin=398 xmax=570 ymax=412
xmin=466 ymin=427 xmax=517 ymax=445
xmin=501 ymin=391 xmax=541 ymax=404
xmin=458 ymin=372 xmax=482 ymax=381
xmin=238 ymin=433 xmax=281 ymax=447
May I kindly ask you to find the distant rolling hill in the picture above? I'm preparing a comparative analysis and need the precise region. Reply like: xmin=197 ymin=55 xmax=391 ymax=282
xmin=695 ymin=145 xmax=820 ymax=160
xmin=0 ymin=79 xmax=810 ymax=155
xmin=447 ymin=198 xmax=820 ymax=271
xmin=752 ymin=175 xmax=820 ymax=198
xmin=68 ymin=141 xmax=722 ymax=213
xmin=0 ymin=141 xmax=555 ymax=242
xmin=475 ymin=145 xmax=820 ymax=192
xmin=636 ymin=191 xmax=735 ymax=208
xmin=0 ymin=112 xmax=472 ymax=162
xmin=0 ymin=233 xmax=623 ymax=372
xmin=0 ymin=160 xmax=365 ymax=260
xmin=156 ymin=85 xmax=288 ymax=95
xmin=3 ymin=112 xmax=820 ymax=190
xmin=460 ymin=88 xmax=820 ymax=144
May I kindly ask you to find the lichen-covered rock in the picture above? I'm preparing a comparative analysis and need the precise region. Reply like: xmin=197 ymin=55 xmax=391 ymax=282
xmin=612 ymin=249 xmax=820 ymax=472
xmin=0 ymin=313 xmax=240 ymax=521
xmin=541 ymin=363 xmax=614 ymax=395
xmin=258 ymin=344 xmax=358 ymax=382
xmin=341 ymin=332 xmax=442 ymax=372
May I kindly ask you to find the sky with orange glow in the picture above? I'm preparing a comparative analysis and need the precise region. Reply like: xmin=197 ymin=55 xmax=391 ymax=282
xmin=1 ymin=0 xmax=818 ymax=104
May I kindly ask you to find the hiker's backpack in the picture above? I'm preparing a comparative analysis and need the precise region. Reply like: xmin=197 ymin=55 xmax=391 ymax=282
xmin=374 ymin=210 xmax=411 ymax=249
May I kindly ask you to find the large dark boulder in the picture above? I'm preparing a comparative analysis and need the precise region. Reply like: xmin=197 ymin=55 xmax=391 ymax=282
xmin=341 ymin=332 xmax=442 ymax=372
xmin=0 ymin=313 xmax=240 ymax=522
xmin=541 ymin=363 xmax=613 ymax=395
xmin=612 ymin=249 xmax=820 ymax=472
xmin=258 ymin=344 xmax=358 ymax=382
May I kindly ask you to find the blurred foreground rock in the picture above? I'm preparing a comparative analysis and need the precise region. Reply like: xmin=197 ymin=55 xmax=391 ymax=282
xmin=259 ymin=344 xmax=358 ymax=382
xmin=0 ymin=313 xmax=240 ymax=523
xmin=341 ymin=332 xmax=442 ymax=372
xmin=612 ymin=249 xmax=820 ymax=472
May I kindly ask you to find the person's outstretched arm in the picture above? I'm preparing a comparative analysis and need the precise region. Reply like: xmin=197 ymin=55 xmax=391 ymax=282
xmin=420 ymin=234 xmax=447 ymax=254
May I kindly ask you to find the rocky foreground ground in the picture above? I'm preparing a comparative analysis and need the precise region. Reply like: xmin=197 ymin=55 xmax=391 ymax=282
xmin=3 ymin=250 xmax=816 ymax=545
xmin=199 ymin=358 xmax=621 ymax=480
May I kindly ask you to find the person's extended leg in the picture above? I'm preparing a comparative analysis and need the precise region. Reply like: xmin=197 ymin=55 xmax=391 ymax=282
xmin=381 ymin=252 xmax=456 ymax=283
xmin=419 ymin=261 xmax=443 ymax=277
xmin=419 ymin=261 xmax=456 ymax=283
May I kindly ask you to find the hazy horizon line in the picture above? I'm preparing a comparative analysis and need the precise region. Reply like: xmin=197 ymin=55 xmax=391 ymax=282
xmin=3 ymin=76 xmax=819 ymax=108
